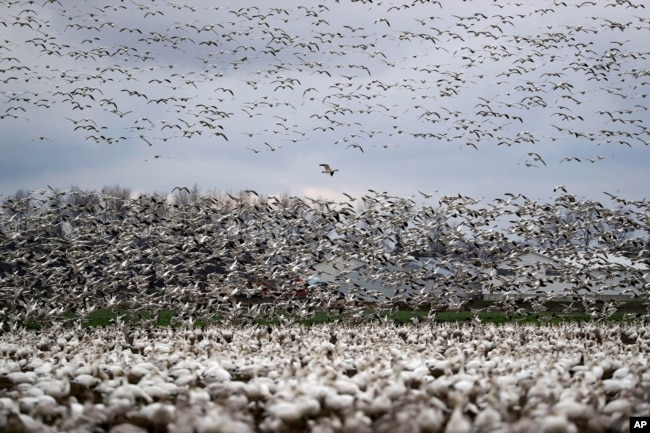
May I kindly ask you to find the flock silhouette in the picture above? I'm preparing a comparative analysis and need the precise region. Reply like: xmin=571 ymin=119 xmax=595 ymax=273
xmin=0 ymin=0 xmax=648 ymax=173
xmin=0 ymin=186 xmax=648 ymax=327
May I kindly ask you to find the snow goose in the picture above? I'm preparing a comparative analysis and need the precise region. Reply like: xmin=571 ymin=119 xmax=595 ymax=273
xmin=319 ymin=163 xmax=339 ymax=176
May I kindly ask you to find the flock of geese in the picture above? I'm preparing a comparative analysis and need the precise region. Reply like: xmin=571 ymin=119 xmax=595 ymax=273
xmin=1 ymin=186 xmax=648 ymax=327
xmin=1 ymin=321 xmax=649 ymax=432
xmin=0 ymin=0 xmax=648 ymax=169
xmin=1 ymin=0 xmax=650 ymax=431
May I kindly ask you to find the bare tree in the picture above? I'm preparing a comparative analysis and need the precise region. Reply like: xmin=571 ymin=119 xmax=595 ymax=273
xmin=100 ymin=185 xmax=131 ymax=222
xmin=2 ymin=189 xmax=33 ymax=231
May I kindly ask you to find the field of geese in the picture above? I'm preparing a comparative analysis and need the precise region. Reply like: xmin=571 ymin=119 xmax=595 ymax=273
xmin=1 ymin=187 xmax=650 ymax=431
xmin=2 ymin=0 xmax=650 ymax=431
xmin=1 ymin=321 xmax=650 ymax=433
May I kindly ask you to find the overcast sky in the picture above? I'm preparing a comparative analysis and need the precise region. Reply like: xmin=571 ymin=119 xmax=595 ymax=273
xmin=0 ymin=0 xmax=648 ymax=205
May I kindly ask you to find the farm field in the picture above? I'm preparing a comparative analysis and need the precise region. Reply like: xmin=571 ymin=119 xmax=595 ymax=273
xmin=4 ymin=299 xmax=647 ymax=330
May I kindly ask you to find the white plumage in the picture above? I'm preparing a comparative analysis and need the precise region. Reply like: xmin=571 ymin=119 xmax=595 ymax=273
xmin=0 ymin=322 xmax=647 ymax=432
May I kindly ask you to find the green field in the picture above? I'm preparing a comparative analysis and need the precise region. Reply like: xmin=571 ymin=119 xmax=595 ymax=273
xmin=7 ymin=299 xmax=647 ymax=330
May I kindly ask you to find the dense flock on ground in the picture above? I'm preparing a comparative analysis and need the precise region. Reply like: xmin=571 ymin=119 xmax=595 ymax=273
xmin=1 ymin=321 xmax=650 ymax=433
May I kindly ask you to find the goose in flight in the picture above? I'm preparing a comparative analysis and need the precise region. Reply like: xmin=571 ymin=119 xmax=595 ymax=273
xmin=319 ymin=163 xmax=338 ymax=176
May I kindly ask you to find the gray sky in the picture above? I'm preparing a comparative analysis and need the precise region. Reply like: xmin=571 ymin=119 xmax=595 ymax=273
xmin=1 ymin=0 xmax=648 ymax=204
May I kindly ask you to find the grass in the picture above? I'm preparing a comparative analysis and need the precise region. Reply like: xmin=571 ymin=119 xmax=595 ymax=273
xmin=7 ymin=299 xmax=648 ymax=330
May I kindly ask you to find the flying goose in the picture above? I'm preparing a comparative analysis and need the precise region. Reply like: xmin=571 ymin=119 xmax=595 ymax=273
xmin=319 ymin=163 xmax=339 ymax=176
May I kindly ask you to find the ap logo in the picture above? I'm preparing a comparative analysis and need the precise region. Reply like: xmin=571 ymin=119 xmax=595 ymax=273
xmin=631 ymin=417 xmax=650 ymax=432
